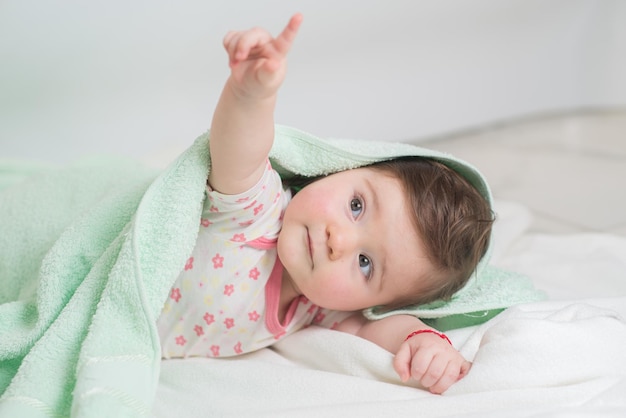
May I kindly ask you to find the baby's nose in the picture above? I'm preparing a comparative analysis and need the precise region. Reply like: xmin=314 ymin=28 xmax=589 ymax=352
xmin=326 ymin=224 xmax=357 ymax=261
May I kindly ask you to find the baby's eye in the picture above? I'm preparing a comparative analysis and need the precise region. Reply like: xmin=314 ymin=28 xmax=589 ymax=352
xmin=359 ymin=254 xmax=372 ymax=279
xmin=350 ymin=197 xmax=363 ymax=218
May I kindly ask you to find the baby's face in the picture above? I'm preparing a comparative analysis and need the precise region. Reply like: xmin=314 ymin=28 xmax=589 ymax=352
xmin=277 ymin=167 xmax=434 ymax=311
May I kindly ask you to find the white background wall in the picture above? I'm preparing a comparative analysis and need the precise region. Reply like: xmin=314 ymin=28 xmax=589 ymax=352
xmin=1 ymin=0 xmax=624 ymax=163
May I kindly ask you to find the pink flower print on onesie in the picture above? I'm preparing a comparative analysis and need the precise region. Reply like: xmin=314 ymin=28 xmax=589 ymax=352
xmin=212 ymin=253 xmax=224 ymax=269
xmin=243 ymin=200 xmax=257 ymax=210
xmin=231 ymin=233 xmax=246 ymax=242
xmin=314 ymin=311 xmax=326 ymax=324
xmin=248 ymin=267 xmax=260 ymax=280
xmin=184 ymin=257 xmax=194 ymax=270
xmin=253 ymin=204 xmax=264 ymax=216
xmin=224 ymin=284 xmax=234 ymax=296
xmin=170 ymin=288 xmax=182 ymax=302
xmin=203 ymin=313 xmax=215 ymax=326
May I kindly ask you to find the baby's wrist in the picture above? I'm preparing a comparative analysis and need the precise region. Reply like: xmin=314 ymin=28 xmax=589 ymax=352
xmin=404 ymin=329 xmax=452 ymax=345
xmin=227 ymin=78 xmax=278 ymax=103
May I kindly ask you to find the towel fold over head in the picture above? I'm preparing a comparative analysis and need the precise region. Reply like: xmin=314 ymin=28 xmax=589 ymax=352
xmin=0 ymin=126 xmax=543 ymax=416
xmin=271 ymin=125 xmax=545 ymax=327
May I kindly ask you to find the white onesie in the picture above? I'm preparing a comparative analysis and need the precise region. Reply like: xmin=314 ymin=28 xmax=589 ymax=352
xmin=157 ymin=161 xmax=347 ymax=358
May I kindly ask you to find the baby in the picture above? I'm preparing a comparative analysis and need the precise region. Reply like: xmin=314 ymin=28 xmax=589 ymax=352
xmin=157 ymin=13 xmax=493 ymax=394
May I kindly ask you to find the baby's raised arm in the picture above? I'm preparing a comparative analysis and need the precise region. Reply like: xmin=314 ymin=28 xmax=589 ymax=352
xmin=208 ymin=14 xmax=303 ymax=194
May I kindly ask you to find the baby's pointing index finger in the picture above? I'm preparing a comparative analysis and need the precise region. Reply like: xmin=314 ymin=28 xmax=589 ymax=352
xmin=275 ymin=13 xmax=303 ymax=53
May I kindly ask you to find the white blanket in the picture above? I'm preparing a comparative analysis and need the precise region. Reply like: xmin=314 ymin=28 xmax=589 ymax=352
xmin=153 ymin=200 xmax=626 ymax=417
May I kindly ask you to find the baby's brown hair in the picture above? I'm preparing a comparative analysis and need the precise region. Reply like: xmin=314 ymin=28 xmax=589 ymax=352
xmin=368 ymin=157 xmax=494 ymax=309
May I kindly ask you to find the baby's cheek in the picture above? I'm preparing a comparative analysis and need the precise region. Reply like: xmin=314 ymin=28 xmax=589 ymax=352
xmin=319 ymin=278 xmax=360 ymax=309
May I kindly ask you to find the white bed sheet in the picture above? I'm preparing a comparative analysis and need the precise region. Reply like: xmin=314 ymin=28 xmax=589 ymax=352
xmin=153 ymin=200 xmax=626 ymax=417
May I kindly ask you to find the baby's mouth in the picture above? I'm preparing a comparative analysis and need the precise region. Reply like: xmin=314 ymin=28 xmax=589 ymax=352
xmin=306 ymin=228 xmax=314 ymax=266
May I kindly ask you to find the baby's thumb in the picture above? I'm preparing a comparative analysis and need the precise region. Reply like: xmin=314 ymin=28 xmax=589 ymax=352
xmin=457 ymin=361 xmax=472 ymax=381
xmin=393 ymin=343 xmax=412 ymax=382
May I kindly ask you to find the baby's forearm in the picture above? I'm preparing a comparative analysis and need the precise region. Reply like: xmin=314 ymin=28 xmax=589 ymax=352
xmin=336 ymin=313 xmax=431 ymax=353
xmin=360 ymin=314 xmax=432 ymax=354
xmin=208 ymin=79 xmax=277 ymax=194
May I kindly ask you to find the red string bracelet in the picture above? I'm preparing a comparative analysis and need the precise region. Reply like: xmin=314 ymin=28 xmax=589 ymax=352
xmin=404 ymin=329 xmax=452 ymax=345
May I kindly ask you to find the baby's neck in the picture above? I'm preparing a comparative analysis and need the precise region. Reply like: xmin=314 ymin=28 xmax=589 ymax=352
xmin=278 ymin=270 xmax=300 ymax=322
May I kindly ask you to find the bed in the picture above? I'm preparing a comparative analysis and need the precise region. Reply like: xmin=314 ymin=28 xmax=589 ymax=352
xmin=152 ymin=199 xmax=626 ymax=417
xmin=1 ymin=135 xmax=625 ymax=418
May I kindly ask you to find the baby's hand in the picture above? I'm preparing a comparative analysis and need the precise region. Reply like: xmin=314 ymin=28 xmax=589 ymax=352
xmin=393 ymin=331 xmax=471 ymax=394
xmin=223 ymin=13 xmax=303 ymax=100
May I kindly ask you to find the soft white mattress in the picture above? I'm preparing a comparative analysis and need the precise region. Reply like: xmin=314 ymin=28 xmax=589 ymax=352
xmin=153 ymin=200 xmax=626 ymax=417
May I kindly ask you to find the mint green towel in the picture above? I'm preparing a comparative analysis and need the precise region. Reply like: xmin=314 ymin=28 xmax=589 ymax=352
xmin=0 ymin=126 xmax=544 ymax=416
